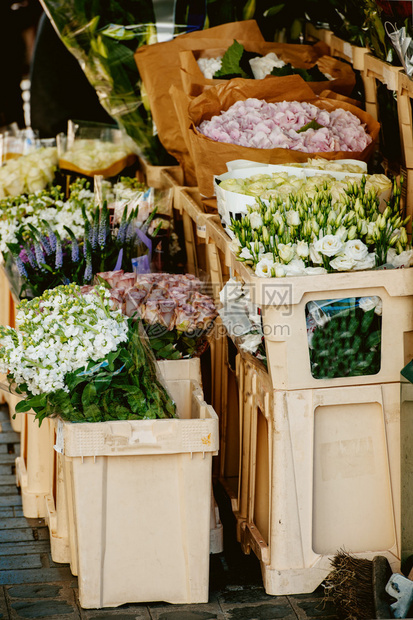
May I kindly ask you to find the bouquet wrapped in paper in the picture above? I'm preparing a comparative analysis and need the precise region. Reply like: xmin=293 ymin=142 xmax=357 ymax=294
xmin=172 ymin=75 xmax=380 ymax=196
xmin=38 ymin=0 xmax=175 ymax=164
xmin=0 ymin=147 xmax=57 ymax=198
xmin=57 ymin=121 xmax=138 ymax=178
xmin=229 ymin=176 xmax=412 ymax=278
xmin=179 ymin=39 xmax=355 ymax=98
xmin=134 ymin=20 xmax=264 ymax=180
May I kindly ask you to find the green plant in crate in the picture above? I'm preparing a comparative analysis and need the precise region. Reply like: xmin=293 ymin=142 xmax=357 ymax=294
xmin=306 ymin=297 xmax=382 ymax=379
xmin=0 ymin=284 xmax=176 ymax=424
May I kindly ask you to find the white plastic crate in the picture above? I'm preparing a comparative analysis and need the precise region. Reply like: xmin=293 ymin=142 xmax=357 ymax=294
xmin=227 ymin=259 xmax=413 ymax=390
xmin=58 ymin=377 xmax=218 ymax=608
xmin=44 ymin=357 xmax=214 ymax=567
xmin=15 ymin=414 xmax=54 ymax=518
xmin=238 ymin=356 xmax=400 ymax=595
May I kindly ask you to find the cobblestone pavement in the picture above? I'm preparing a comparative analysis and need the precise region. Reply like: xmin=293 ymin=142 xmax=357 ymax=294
xmin=0 ymin=404 xmax=339 ymax=620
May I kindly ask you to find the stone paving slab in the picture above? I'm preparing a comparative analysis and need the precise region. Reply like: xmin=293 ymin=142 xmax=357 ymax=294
xmin=0 ymin=423 xmax=15 ymax=434
xmin=6 ymin=584 xmax=80 ymax=620
xmin=0 ymin=452 xmax=20 ymax=464
xmin=0 ymin=586 xmax=10 ymax=619
xmin=148 ymin=603 xmax=224 ymax=620
xmin=80 ymin=607 xmax=151 ymax=620
xmin=0 ymin=478 xmax=19 ymax=488
xmin=0 ymin=467 xmax=18 ymax=478
xmin=0 ymin=543 xmax=51 ymax=557
xmin=0 ymin=445 xmax=14 ymax=454
xmin=0 ymin=558 xmax=42 ymax=572
xmin=0 ymin=569 xmax=74 ymax=587
xmin=0 ymin=433 xmax=21 ymax=445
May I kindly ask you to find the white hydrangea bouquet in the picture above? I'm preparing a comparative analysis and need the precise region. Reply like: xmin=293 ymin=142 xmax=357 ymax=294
xmin=230 ymin=177 xmax=412 ymax=277
xmin=0 ymin=284 xmax=176 ymax=424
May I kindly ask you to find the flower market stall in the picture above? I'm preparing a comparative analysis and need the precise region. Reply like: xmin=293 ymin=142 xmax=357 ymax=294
xmin=1 ymin=0 xmax=413 ymax=615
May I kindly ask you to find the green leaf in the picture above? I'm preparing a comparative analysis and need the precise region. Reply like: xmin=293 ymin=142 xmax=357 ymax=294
xmin=81 ymin=383 xmax=97 ymax=409
xmin=15 ymin=400 xmax=35 ymax=413
xmin=366 ymin=330 xmax=382 ymax=349
xmin=214 ymin=40 xmax=249 ymax=79
xmin=360 ymin=308 xmax=375 ymax=333
xmin=100 ymin=24 xmax=139 ymax=41
xmin=127 ymin=389 xmax=146 ymax=414
xmin=114 ymin=404 xmax=131 ymax=420
xmin=264 ymin=4 xmax=285 ymax=17
xmin=296 ymin=120 xmax=324 ymax=134
xmin=95 ymin=275 xmax=112 ymax=289
xmin=83 ymin=404 xmax=102 ymax=422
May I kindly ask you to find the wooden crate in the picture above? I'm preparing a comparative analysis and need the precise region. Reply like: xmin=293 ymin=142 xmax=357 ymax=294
xmin=398 ymin=72 xmax=413 ymax=224
xmin=15 ymin=413 xmax=55 ymax=518
xmin=364 ymin=54 xmax=404 ymax=172
xmin=329 ymin=36 xmax=377 ymax=118
xmin=175 ymin=188 xmax=249 ymax=491
xmin=0 ymin=267 xmax=21 ymax=431
xmin=304 ymin=23 xmax=333 ymax=46
xmin=136 ymin=157 xmax=184 ymax=189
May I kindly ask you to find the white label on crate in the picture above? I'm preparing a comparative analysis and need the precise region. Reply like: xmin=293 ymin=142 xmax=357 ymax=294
xmin=383 ymin=67 xmax=398 ymax=91
xmin=197 ymin=224 xmax=207 ymax=236
xmin=54 ymin=419 xmax=64 ymax=454
xmin=343 ymin=42 xmax=353 ymax=61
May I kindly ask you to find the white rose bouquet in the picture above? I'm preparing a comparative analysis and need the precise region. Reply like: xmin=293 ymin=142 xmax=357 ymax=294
xmin=231 ymin=177 xmax=411 ymax=277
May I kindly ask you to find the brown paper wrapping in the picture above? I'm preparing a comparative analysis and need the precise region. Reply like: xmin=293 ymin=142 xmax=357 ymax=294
xmin=179 ymin=42 xmax=355 ymax=97
xmin=177 ymin=75 xmax=380 ymax=197
xmin=170 ymin=86 xmax=198 ymax=186
xmin=318 ymin=89 xmax=362 ymax=109
xmin=134 ymin=21 xmax=264 ymax=175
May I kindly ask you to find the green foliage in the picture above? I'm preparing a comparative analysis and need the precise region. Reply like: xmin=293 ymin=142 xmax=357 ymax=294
xmin=214 ymin=40 xmax=251 ymax=78
xmin=145 ymin=324 xmax=208 ymax=360
xmin=15 ymin=320 xmax=177 ymax=424
xmin=270 ymin=63 xmax=327 ymax=82
xmin=296 ymin=120 xmax=325 ymax=133
xmin=308 ymin=302 xmax=382 ymax=379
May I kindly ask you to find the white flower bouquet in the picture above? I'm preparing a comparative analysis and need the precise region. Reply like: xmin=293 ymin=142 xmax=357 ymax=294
xmin=0 ymin=147 xmax=58 ymax=199
xmin=0 ymin=179 xmax=94 ymax=256
xmin=230 ymin=177 xmax=411 ymax=277
xmin=0 ymin=284 xmax=176 ymax=424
